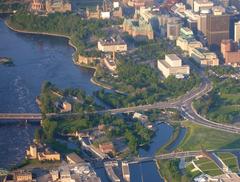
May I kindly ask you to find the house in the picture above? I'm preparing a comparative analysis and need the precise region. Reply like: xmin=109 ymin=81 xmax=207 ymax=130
xmin=61 ymin=101 xmax=72 ymax=112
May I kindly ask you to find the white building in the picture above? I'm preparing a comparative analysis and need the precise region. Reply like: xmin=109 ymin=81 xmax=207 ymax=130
xmin=194 ymin=0 xmax=214 ymax=13
xmin=234 ymin=21 xmax=240 ymax=43
xmin=158 ymin=54 xmax=190 ymax=78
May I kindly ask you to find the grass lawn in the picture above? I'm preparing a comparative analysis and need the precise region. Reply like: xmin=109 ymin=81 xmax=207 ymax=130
xmin=216 ymin=152 xmax=239 ymax=173
xmin=193 ymin=157 xmax=223 ymax=177
xmin=178 ymin=121 xmax=240 ymax=151
xmin=157 ymin=159 xmax=190 ymax=182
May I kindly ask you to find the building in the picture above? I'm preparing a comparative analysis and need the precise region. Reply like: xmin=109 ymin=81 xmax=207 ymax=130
xmin=177 ymin=36 xmax=203 ymax=54
xmin=197 ymin=11 xmax=210 ymax=35
xmin=167 ymin=18 xmax=181 ymax=40
xmin=133 ymin=112 xmax=148 ymax=122
xmin=66 ymin=153 xmax=84 ymax=164
xmin=38 ymin=148 xmax=61 ymax=161
xmin=157 ymin=54 xmax=190 ymax=78
xmin=98 ymin=37 xmax=127 ymax=52
xmin=26 ymin=144 xmax=37 ymax=159
xmin=123 ymin=18 xmax=154 ymax=40
xmin=86 ymin=6 xmax=101 ymax=19
xmin=30 ymin=0 xmax=45 ymax=12
xmin=61 ymin=101 xmax=72 ymax=112
xmin=221 ymin=39 xmax=240 ymax=66
xmin=14 ymin=170 xmax=33 ymax=182
xmin=193 ymin=0 xmax=214 ymax=13
xmin=206 ymin=12 xmax=230 ymax=49
xmin=234 ymin=21 xmax=240 ymax=43
xmin=45 ymin=0 xmax=71 ymax=13
xmin=126 ymin=0 xmax=153 ymax=8
xmin=186 ymin=0 xmax=194 ymax=9
xmin=122 ymin=162 xmax=130 ymax=182
xmin=190 ymin=47 xmax=220 ymax=66
xmin=99 ymin=142 xmax=115 ymax=154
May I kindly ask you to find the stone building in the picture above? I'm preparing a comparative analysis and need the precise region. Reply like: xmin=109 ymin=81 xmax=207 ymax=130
xmin=123 ymin=18 xmax=154 ymax=40
xmin=45 ymin=0 xmax=71 ymax=13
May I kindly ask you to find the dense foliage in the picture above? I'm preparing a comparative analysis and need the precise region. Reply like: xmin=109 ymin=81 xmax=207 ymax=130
xmin=8 ymin=12 xmax=122 ymax=57
xmin=194 ymin=78 xmax=240 ymax=123
xmin=96 ymin=61 xmax=200 ymax=107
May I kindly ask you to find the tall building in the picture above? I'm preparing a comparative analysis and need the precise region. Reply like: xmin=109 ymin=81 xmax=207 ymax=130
xmin=234 ymin=21 xmax=240 ymax=43
xmin=221 ymin=39 xmax=240 ymax=66
xmin=187 ymin=0 xmax=194 ymax=9
xmin=206 ymin=12 xmax=230 ymax=49
xmin=167 ymin=17 xmax=182 ymax=40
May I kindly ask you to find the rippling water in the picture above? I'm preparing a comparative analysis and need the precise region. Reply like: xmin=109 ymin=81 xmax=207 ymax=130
xmin=0 ymin=18 xmax=100 ymax=169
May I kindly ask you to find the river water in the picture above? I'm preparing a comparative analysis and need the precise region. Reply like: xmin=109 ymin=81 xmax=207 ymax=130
xmin=0 ymin=18 xmax=185 ymax=181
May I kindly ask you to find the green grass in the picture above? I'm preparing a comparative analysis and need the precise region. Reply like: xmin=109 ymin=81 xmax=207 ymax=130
xmin=217 ymin=152 xmax=239 ymax=173
xmin=193 ymin=157 xmax=223 ymax=177
xmin=178 ymin=121 xmax=240 ymax=151
xmin=157 ymin=159 xmax=190 ymax=182
xmin=185 ymin=162 xmax=201 ymax=178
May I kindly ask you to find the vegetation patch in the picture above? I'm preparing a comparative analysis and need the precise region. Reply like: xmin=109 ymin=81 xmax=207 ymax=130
xmin=178 ymin=121 xmax=240 ymax=151
xmin=216 ymin=152 xmax=239 ymax=173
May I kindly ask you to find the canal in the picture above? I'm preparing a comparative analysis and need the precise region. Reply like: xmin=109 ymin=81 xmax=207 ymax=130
xmin=0 ymin=17 xmax=186 ymax=181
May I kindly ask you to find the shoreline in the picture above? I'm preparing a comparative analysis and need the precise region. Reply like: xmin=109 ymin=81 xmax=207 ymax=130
xmin=5 ymin=20 xmax=115 ymax=91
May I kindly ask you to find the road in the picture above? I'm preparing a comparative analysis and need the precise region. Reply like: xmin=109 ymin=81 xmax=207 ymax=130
xmin=129 ymin=148 xmax=240 ymax=164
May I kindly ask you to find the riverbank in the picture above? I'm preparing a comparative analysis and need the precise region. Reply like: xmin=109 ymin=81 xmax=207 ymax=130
xmin=5 ymin=20 xmax=116 ymax=91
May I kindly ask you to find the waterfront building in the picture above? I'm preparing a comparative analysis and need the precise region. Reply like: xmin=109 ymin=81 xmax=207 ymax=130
xmin=133 ymin=112 xmax=148 ymax=122
xmin=193 ymin=0 xmax=214 ymax=13
xmin=157 ymin=54 xmax=190 ymax=78
xmin=38 ymin=148 xmax=60 ymax=161
xmin=45 ymin=0 xmax=71 ymax=13
xmin=123 ymin=18 xmax=154 ymax=40
xmin=234 ymin=21 xmax=240 ymax=43
xmin=66 ymin=152 xmax=84 ymax=164
xmin=99 ymin=142 xmax=115 ymax=154
xmin=221 ymin=39 xmax=240 ymax=66
xmin=122 ymin=162 xmax=130 ymax=182
xmin=190 ymin=47 xmax=219 ymax=66
xmin=98 ymin=37 xmax=127 ymax=52
xmin=14 ymin=170 xmax=34 ymax=182
xmin=26 ymin=144 xmax=37 ymax=159
xmin=206 ymin=10 xmax=230 ymax=49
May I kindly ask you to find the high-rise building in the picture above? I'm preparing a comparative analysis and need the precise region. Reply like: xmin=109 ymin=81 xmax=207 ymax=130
xmin=167 ymin=17 xmax=182 ymax=40
xmin=187 ymin=0 xmax=194 ymax=9
xmin=234 ymin=21 xmax=240 ymax=43
xmin=206 ymin=12 xmax=230 ymax=49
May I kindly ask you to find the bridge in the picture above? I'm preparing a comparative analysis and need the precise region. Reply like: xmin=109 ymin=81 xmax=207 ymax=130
xmin=0 ymin=113 xmax=42 ymax=121
xmin=129 ymin=148 xmax=240 ymax=164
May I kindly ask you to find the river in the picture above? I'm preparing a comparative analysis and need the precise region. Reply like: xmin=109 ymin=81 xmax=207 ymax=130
xmin=0 ymin=18 xmax=186 ymax=181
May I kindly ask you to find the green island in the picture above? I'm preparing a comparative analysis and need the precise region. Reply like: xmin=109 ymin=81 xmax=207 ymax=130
xmin=36 ymin=82 xmax=153 ymax=157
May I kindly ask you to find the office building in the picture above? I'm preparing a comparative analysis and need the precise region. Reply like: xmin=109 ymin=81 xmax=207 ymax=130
xmin=190 ymin=47 xmax=219 ymax=66
xmin=158 ymin=54 xmax=190 ymax=78
xmin=221 ymin=39 xmax=240 ymax=66
xmin=234 ymin=21 xmax=240 ymax=43
xmin=167 ymin=17 xmax=182 ymax=40
xmin=206 ymin=12 xmax=230 ymax=49
xmin=194 ymin=0 xmax=214 ymax=13
xmin=98 ymin=37 xmax=127 ymax=52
